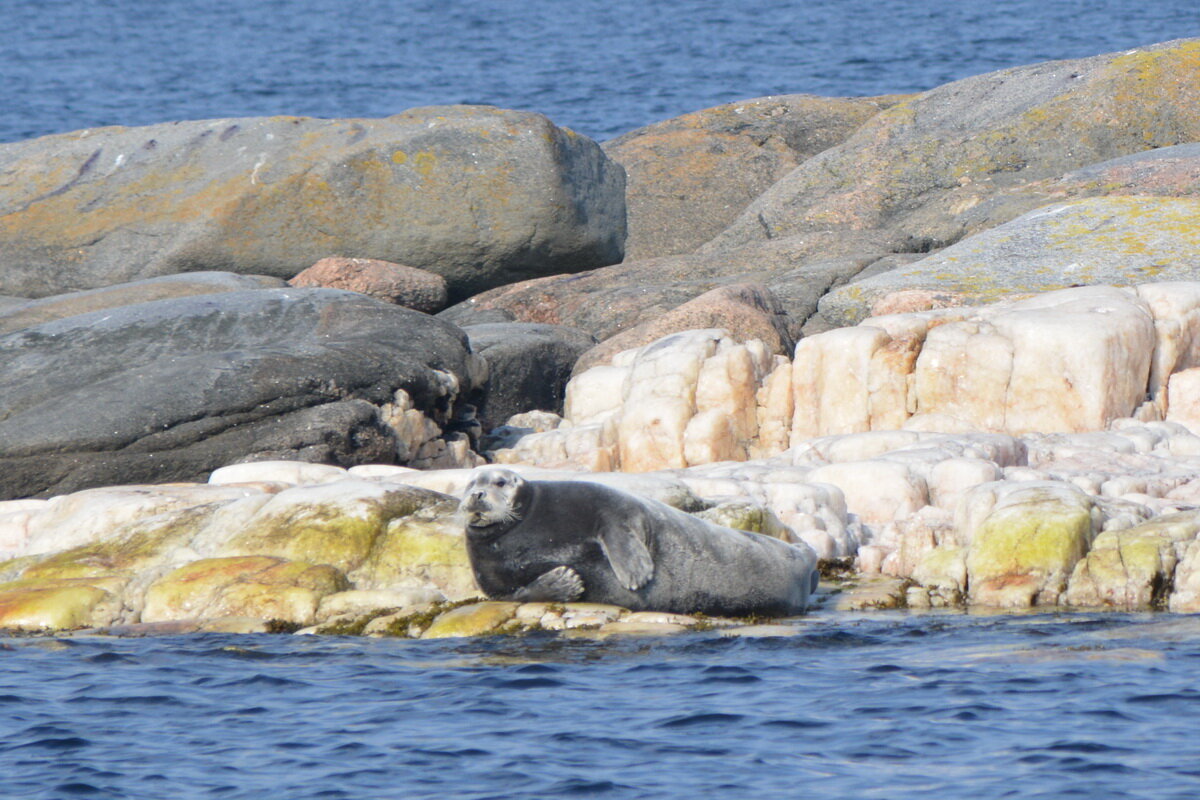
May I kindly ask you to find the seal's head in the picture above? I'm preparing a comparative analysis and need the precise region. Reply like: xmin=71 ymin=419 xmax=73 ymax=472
xmin=460 ymin=468 xmax=527 ymax=536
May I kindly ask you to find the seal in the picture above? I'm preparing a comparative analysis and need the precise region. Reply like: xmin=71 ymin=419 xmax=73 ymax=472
xmin=460 ymin=468 xmax=819 ymax=617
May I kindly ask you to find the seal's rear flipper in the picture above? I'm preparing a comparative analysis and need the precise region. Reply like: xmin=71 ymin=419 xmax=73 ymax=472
xmin=598 ymin=528 xmax=654 ymax=591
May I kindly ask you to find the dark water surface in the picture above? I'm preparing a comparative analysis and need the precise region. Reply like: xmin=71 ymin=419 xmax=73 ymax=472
xmin=3 ymin=0 xmax=1199 ymax=144
xmin=3 ymin=613 xmax=1200 ymax=799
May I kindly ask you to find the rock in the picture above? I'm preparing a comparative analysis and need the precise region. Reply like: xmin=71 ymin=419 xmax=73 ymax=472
xmin=614 ymin=330 xmax=781 ymax=471
xmin=500 ymin=283 xmax=1200 ymax=474
xmin=806 ymin=461 xmax=928 ymax=525
xmin=913 ymin=286 xmax=1157 ymax=434
xmin=1167 ymin=368 xmax=1200 ymax=433
xmin=710 ymin=39 xmax=1200 ymax=257
xmin=141 ymin=556 xmax=347 ymax=625
xmin=440 ymin=234 xmax=888 ymax=343
xmin=593 ymin=620 xmax=690 ymax=637
xmin=217 ymin=480 xmax=438 ymax=573
xmin=464 ymin=322 xmax=598 ymax=430
xmin=0 ymin=107 xmax=625 ymax=300
xmin=0 ymin=272 xmax=285 ymax=335
xmin=0 ymin=581 xmax=120 ymax=631
xmin=833 ymin=576 xmax=911 ymax=610
xmin=209 ymin=461 xmax=349 ymax=487
xmin=572 ymin=283 xmax=793 ymax=373
xmin=1053 ymin=142 xmax=1200 ymax=198
xmin=0 ymin=474 xmax=476 ymax=631
xmin=796 ymin=286 xmax=1158 ymax=438
xmin=1067 ymin=511 xmax=1200 ymax=609
xmin=964 ymin=483 xmax=1095 ymax=607
xmin=16 ymin=484 xmax=262 ymax=558
xmin=821 ymin=198 xmax=1200 ymax=325
xmin=316 ymin=588 xmax=446 ymax=622
xmin=421 ymin=601 xmax=518 ymax=638
xmin=288 ymin=257 xmax=448 ymax=312
xmin=1166 ymin=518 xmax=1200 ymax=612
xmin=0 ymin=288 xmax=484 ymax=499
xmin=201 ymin=478 xmax=474 ymax=598
xmin=604 ymin=93 xmax=904 ymax=260
xmin=911 ymin=546 xmax=967 ymax=606
xmin=693 ymin=501 xmax=796 ymax=543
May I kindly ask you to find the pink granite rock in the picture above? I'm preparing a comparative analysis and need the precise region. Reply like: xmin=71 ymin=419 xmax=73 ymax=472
xmin=572 ymin=283 xmax=792 ymax=374
xmin=289 ymin=257 xmax=448 ymax=312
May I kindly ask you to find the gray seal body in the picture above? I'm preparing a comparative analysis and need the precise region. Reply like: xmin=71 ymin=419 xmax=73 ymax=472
xmin=461 ymin=468 xmax=819 ymax=617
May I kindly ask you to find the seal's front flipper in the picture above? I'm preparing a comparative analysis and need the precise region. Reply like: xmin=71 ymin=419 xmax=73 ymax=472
xmin=598 ymin=528 xmax=654 ymax=591
xmin=511 ymin=565 xmax=585 ymax=602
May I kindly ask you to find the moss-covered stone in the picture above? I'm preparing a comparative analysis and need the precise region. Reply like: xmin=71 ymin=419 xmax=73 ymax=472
xmin=0 ymin=503 xmax=240 ymax=630
xmin=350 ymin=496 xmax=476 ymax=598
xmin=0 ymin=581 xmax=119 ymax=631
xmin=913 ymin=546 xmax=967 ymax=606
xmin=219 ymin=481 xmax=445 ymax=574
xmin=421 ymin=601 xmax=520 ymax=638
xmin=1066 ymin=512 xmax=1200 ymax=609
xmin=967 ymin=489 xmax=1095 ymax=607
xmin=142 ymin=556 xmax=347 ymax=625
xmin=693 ymin=501 xmax=794 ymax=541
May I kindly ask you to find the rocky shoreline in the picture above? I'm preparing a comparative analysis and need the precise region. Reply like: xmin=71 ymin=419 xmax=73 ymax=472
xmin=3 ymin=39 xmax=1200 ymax=636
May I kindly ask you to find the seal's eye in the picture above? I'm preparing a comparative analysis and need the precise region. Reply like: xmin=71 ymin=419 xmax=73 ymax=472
xmin=496 ymin=479 xmax=507 ymax=487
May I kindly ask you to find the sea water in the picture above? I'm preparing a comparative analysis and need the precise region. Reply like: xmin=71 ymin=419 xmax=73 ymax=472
xmin=2 ymin=0 xmax=1198 ymax=144
xmin=3 ymin=613 xmax=1200 ymax=799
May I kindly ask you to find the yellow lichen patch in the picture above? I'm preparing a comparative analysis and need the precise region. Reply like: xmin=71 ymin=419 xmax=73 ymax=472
xmin=693 ymin=502 xmax=793 ymax=542
xmin=967 ymin=493 xmax=1094 ymax=608
xmin=421 ymin=601 xmax=520 ymax=638
xmin=0 ymin=582 xmax=118 ymax=631
xmin=1066 ymin=511 xmax=1200 ymax=609
xmin=219 ymin=485 xmax=430 ymax=573
xmin=16 ymin=505 xmax=220 ymax=585
xmin=351 ymin=502 xmax=476 ymax=599
xmin=142 ymin=555 xmax=347 ymax=625
xmin=412 ymin=151 xmax=437 ymax=176
xmin=391 ymin=150 xmax=408 ymax=164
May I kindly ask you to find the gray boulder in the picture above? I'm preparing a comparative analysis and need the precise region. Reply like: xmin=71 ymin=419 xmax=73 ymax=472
xmin=604 ymin=93 xmax=904 ymax=260
xmin=0 ymin=271 xmax=284 ymax=335
xmin=818 ymin=196 xmax=1200 ymax=326
xmin=464 ymin=322 xmax=598 ymax=430
xmin=0 ymin=106 xmax=626 ymax=300
xmin=0 ymin=288 xmax=482 ymax=499
xmin=708 ymin=39 xmax=1200 ymax=256
xmin=442 ymin=231 xmax=889 ymax=343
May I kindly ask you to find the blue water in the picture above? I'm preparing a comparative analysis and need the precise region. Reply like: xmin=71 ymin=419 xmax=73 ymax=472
xmin=2 ymin=0 xmax=1199 ymax=144
xmin=3 ymin=613 xmax=1200 ymax=799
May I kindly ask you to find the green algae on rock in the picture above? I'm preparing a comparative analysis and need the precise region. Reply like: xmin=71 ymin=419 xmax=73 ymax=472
xmin=0 ymin=581 xmax=119 ymax=631
xmin=142 ymin=556 xmax=347 ymax=626
xmin=1065 ymin=512 xmax=1200 ymax=610
xmin=966 ymin=486 xmax=1096 ymax=608
xmin=420 ymin=601 xmax=521 ymax=639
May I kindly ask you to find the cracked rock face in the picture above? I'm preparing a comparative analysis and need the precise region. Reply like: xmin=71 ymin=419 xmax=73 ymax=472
xmin=0 ymin=288 xmax=482 ymax=499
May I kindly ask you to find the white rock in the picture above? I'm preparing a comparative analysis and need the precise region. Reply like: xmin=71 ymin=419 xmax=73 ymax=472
xmin=209 ymin=460 xmax=348 ymax=486
xmin=806 ymin=461 xmax=928 ymax=524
